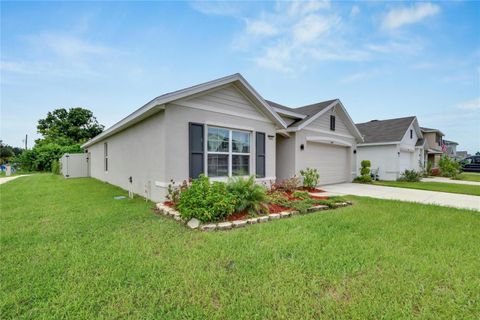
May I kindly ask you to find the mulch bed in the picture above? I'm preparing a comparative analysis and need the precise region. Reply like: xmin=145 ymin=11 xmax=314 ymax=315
xmin=226 ymin=211 xmax=249 ymax=221
xmin=164 ymin=201 xmax=175 ymax=208
xmin=268 ymin=203 xmax=292 ymax=213
xmin=299 ymin=187 xmax=325 ymax=193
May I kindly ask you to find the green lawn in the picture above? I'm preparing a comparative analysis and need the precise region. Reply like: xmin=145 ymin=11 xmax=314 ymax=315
xmin=1 ymin=175 xmax=479 ymax=319
xmin=373 ymin=180 xmax=480 ymax=196
xmin=456 ymin=172 xmax=480 ymax=182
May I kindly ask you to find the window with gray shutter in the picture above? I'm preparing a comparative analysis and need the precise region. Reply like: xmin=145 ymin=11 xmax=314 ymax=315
xmin=189 ymin=123 xmax=204 ymax=179
xmin=255 ymin=132 xmax=265 ymax=178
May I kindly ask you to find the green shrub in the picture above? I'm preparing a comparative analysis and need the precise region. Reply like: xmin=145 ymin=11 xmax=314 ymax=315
xmin=354 ymin=159 xmax=372 ymax=183
xmin=360 ymin=160 xmax=371 ymax=176
xmin=299 ymin=168 xmax=319 ymax=189
xmin=266 ymin=191 xmax=290 ymax=207
xmin=166 ymin=179 xmax=189 ymax=204
xmin=398 ymin=170 xmax=422 ymax=182
xmin=227 ymin=176 xmax=268 ymax=215
xmin=177 ymin=175 xmax=236 ymax=222
xmin=290 ymin=198 xmax=315 ymax=213
xmin=292 ymin=190 xmax=310 ymax=199
xmin=439 ymin=155 xmax=461 ymax=178
xmin=51 ymin=160 xmax=60 ymax=175
xmin=14 ymin=143 xmax=82 ymax=172
xmin=353 ymin=175 xmax=372 ymax=183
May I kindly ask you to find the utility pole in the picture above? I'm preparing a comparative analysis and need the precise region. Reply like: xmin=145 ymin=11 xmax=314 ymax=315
xmin=25 ymin=134 xmax=27 ymax=150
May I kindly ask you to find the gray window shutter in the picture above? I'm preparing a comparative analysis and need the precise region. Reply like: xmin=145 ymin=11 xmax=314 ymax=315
xmin=255 ymin=132 xmax=265 ymax=178
xmin=189 ymin=123 xmax=204 ymax=179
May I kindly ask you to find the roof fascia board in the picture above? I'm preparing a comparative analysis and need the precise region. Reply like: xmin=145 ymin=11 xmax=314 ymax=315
xmin=357 ymin=141 xmax=400 ymax=147
xmin=82 ymin=73 xmax=287 ymax=148
xmin=306 ymin=136 xmax=353 ymax=147
xmin=273 ymin=107 xmax=307 ymax=119
xmin=293 ymin=100 xmax=338 ymax=131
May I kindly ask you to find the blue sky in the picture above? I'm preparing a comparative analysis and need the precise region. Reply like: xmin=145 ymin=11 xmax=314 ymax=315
xmin=1 ymin=1 xmax=479 ymax=153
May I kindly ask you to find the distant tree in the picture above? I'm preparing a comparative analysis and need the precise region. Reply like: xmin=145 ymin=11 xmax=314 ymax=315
xmin=476 ymin=151 xmax=480 ymax=156
xmin=36 ymin=107 xmax=104 ymax=145
xmin=0 ymin=140 xmax=23 ymax=164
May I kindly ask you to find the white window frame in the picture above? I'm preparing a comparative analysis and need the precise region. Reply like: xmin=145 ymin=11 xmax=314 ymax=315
xmin=206 ymin=126 xmax=252 ymax=179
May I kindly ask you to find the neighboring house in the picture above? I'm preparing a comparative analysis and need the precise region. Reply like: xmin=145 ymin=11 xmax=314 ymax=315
xmin=456 ymin=150 xmax=469 ymax=159
xmin=443 ymin=139 xmax=459 ymax=159
xmin=421 ymin=127 xmax=445 ymax=167
xmin=355 ymin=116 xmax=424 ymax=181
xmin=82 ymin=73 xmax=363 ymax=201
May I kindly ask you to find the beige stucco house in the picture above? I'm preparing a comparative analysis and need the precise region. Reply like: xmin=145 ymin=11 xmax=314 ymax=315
xmin=82 ymin=73 xmax=363 ymax=201
xmin=421 ymin=127 xmax=445 ymax=167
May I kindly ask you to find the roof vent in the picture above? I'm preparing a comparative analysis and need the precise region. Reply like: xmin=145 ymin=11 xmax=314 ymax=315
xmin=370 ymin=120 xmax=379 ymax=122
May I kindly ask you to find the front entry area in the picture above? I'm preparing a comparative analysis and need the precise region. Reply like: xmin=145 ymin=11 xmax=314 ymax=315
xmin=304 ymin=142 xmax=349 ymax=185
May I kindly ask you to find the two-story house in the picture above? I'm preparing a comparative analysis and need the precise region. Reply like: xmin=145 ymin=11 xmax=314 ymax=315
xmin=420 ymin=127 xmax=445 ymax=167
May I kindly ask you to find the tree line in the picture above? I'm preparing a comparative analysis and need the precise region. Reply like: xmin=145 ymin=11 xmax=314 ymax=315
xmin=2 ymin=108 xmax=104 ymax=172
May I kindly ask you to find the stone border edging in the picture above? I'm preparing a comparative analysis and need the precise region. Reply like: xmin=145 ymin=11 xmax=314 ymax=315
xmin=155 ymin=201 xmax=353 ymax=231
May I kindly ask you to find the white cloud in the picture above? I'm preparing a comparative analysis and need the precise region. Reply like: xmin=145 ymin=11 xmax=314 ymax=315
xmin=286 ymin=0 xmax=330 ymax=17
xmin=293 ymin=14 xmax=337 ymax=43
xmin=350 ymin=5 xmax=360 ymax=17
xmin=340 ymin=71 xmax=371 ymax=83
xmin=27 ymin=33 xmax=111 ymax=60
xmin=190 ymin=1 xmax=243 ymax=17
xmin=255 ymin=43 xmax=294 ymax=73
xmin=456 ymin=97 xmax=480 ymax=111
xmin=245 ymin=19 xmax=278 ymax=37
xmin=382 ymin=3 xmax=441 ymax=30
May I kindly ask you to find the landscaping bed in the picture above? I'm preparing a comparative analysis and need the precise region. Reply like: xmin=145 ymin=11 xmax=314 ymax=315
xmin=160 ymin=173 xmax=351 ymax=231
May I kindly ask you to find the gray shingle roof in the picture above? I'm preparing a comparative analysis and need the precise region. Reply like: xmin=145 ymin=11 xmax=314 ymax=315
xmin=416 ymin=138 xmax=425 ymax=146
xmin=266 ymin=99 xmax=338 ymax=128
xmin=356 ymin=116 xmax=416 ymax=144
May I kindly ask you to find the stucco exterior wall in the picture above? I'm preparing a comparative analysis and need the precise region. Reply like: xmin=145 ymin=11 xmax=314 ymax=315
xmin=356 ymin=144 xmax=399 ymax=181
xmin=276 ymin=133 xmax=296 ymax=181
xmin=88 ymin=85 xmax=278 ymax=201
xmin=87 ymin=111 xmax=166 ymax=201
xmin=164 ymin=102 xmax=277 ymax=184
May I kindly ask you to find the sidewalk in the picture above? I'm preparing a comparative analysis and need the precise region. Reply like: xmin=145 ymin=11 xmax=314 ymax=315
xmin=0 ymin=175 xmax=29 ymax=185
xmin=421 ymin=177 xmax=480 ymax=186
xmin=317 ymin=183 xmax=480 ymax=211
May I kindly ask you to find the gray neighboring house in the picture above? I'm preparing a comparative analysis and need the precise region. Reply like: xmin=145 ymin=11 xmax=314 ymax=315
xmin=355 ymin=116 xmax=424 ymax=181
xmin=82 ymin=73 xmax=363 ymax=201
xmin=443 ymin=139 xmax=459 ymax=159
xmin=456 ymin=150 xmax=469 ymax=159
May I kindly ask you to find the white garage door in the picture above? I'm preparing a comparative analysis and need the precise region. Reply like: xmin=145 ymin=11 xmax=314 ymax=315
xmin=304 ymin=142 xmax=349 ymax=185
xmin=399 ymin=151 xmax=412 ymax=173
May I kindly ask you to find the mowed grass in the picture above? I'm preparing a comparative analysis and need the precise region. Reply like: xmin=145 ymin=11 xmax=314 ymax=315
xmin=456 ymin=172 xmax=480 ymax=182
xmin=374 ymin=180 xmax=480 ymax=196
xmin=1 ymin=175 xmax=479 ymax=319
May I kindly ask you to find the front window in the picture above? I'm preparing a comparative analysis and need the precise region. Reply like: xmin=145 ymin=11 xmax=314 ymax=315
xmin=207 ymin=127 xmax=251 ymax=177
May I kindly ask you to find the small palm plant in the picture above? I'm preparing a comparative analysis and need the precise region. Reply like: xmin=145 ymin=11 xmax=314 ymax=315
xmin=227 ymin=176 xmax=268 ymax=215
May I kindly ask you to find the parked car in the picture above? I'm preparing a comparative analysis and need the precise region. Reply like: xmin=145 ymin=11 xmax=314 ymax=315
xmin=460 ymin=156 xmax=480 ymax=172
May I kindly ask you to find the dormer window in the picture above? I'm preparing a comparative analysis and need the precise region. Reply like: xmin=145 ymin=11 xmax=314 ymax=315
xmin=330 ymin=115 xmax=335 ymax=131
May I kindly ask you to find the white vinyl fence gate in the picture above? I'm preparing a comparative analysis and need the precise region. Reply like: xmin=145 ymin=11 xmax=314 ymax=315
xmin=60 ymin=153 xmax=89 ymax=178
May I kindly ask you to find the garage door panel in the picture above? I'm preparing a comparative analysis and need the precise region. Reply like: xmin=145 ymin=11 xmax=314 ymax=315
xmin=304 ymin=143 xmax=348 ymax=185
xmin=399 ymin=151 xmax=412 ymax=173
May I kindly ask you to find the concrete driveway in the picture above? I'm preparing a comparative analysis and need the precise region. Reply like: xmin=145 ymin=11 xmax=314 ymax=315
xmin=318 ymin=183 xmax=480 ymax=211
